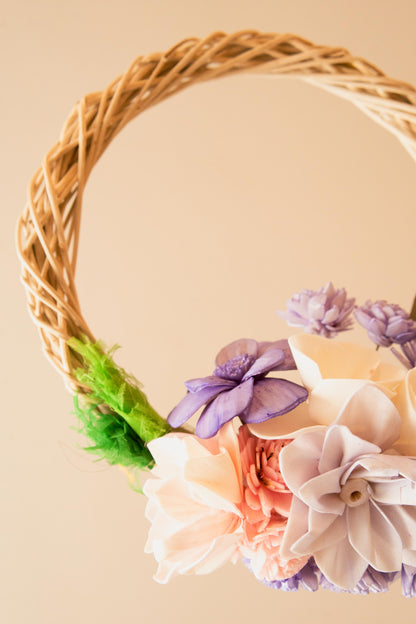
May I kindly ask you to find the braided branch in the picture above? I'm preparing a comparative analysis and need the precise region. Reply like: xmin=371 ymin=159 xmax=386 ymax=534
xmin=16 ymin=30 xmax=416 ymax=393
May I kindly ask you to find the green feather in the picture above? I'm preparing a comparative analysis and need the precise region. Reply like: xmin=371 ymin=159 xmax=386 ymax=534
xmin=73 ymin=394 xmax=154 ymax=470
xmin=68 ymin=337 xmax=171 ymax=443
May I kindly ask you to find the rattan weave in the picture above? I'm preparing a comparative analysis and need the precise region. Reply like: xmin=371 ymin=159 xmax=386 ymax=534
xmin=16 ymin=30 xmax=416 ymax=394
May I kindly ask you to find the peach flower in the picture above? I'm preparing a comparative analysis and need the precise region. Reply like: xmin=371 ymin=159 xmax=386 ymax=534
xmin=143 ymin=423 xmax=243 ymax=583
xmin=238 ymin=425 xmax=308 ymax=580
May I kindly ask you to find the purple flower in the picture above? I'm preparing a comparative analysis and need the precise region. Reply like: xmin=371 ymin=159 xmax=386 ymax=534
xmin=167 ymin=339 xmax=308 ymax=438
xmin=402 ymin=565 xmax=416 ymax=598
xmin=354 ymin=300 xmax=416 ymax=347
xmin=278 ymin=282 xmax=355 ymax=338
xmin=392 ymin=340 xmax=416 ymax=369
xmin=319 ymin=566 xmax=398 ymax=595
xmin=243 ymin=558 xmax=320 ymax=592
xmin=247 ymin=558 xmax=398 ymax=594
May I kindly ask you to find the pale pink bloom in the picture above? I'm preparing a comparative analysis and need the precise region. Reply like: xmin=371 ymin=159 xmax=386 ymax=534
xmin=241 ymin=521 xmax=308 ymax=582
xmin=279 ymin=385 xmax=416 ymax=590
xmin=143 ymin=423 xmax=243 ymax=583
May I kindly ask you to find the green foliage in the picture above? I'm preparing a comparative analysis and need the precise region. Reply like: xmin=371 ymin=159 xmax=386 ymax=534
xmin=73 ymin=395 xmax=154 ymax=470
xmin=68 ymin=337 xmax=171 ymax=443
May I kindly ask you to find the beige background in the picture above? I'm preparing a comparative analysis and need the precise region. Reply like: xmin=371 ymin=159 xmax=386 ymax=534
xmin=3 ymin=1 xmax=416 ymax=622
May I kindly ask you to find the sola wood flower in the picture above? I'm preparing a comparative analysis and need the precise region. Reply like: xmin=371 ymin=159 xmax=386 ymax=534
xmin=278 ymin=282 xmax=355 ymax=338
xmin=248 ymin=333 xmax=405 ymax=442
xmin=354 ymin=300 xmax=416 ymax=347
xmin=143 ymin=423 xmax=243 ymax=583
xmin=238 ymin=425 xmax=308 ymax=581
xmin=167 ymin=338 xmax=308 ymax=438
xmin=279 ymin=384 xmax=416 ymax=590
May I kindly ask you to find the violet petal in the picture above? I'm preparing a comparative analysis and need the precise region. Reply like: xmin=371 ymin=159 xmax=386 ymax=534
xmin=167 ymin=385 xmax=227 ymax=428
xmin=215 ymin=339 xmax=258 ymax=367
xmin=243 ymin=378 xmax=308 ymax=424
xmin=185 ymin=376 xmax=236 ymax=393
xmin=257 ymin=339 xmax=296 ymax=370
xmin=242 ymin=347 xmax=285 ymax=381
xmin=195 ymin=378 xmax=254 ymax=438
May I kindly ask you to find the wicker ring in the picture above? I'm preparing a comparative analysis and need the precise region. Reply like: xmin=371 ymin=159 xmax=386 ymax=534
xmin=16 ymin=29 xmax=416 ymax=395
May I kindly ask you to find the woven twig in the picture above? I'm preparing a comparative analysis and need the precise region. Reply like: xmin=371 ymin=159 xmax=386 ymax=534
xmin=16 ymin=30 xmax=416 ymax=394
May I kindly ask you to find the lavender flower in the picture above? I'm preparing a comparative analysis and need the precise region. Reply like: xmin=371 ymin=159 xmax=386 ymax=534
xmin=319 ymin=566 xmax=398 ymax=595
xmin=354 ymin=300 xmax=416 ymax=348
xmin=243 ymin=558 xmax=320 ymax=592
xmin=167 ymin=338 xmax=308 ymax=438
xmin=392 ymin=340 xmax=416 ymax=369
xmin=247 ymin=558 xmax=398 ymax=594
xmin=278 ymin=282 xmax=355 ymax=338
xmin=401 ymin=565 xmax=416 ymax=598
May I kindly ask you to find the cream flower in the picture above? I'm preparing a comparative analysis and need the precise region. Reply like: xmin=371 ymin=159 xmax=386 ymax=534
xmin=279 ymin=385 xmax=416 ymax=590
xmin=249 ymin=333 xmax=405 ymax=441
xmin=143 ymin=423 xmax=243 ymax=583
xmin=393 ymin=368 xmax=416 ymax=455
xmin=289 ymin=333 xmax=404 ymax=425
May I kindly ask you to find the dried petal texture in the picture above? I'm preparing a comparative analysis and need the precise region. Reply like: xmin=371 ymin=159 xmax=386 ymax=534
xmin=354 ymin=300 xmax=416 ymax=347
xmin=279 ymin=385 xmax=416 ymax=590
xmin=168 ymin=338 xmax=307 ymax=438
xmin=143 ymin=423 xmax=243 ymax=583
xmin=278 ymin=282 xmax=355 ymax=338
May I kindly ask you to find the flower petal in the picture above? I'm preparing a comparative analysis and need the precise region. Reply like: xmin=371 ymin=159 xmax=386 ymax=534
xmin=185 ymin=376 xmax=236 ymax=393
xmin=215 ymin=339 xmax=258 ymax=366
xmin=382 ymin=504 xmax=416 ymax=550
xmin=347 ymin=501 xmax=402 ymax=572
xmin=195 ymin=378 xmax=254 ymax=438
xmin=258 ymin=339 xmax=296 ymax=370
xmin=314 ymin=534 xmax=368 ymax=589
xmin=247 ymin=401 xmax=319 ymax=439
xmin=243 ymin=378 xmax=308 ymax=424
xmin=333 ymin=384 xmax=401 ymax=451
xmin=299 ymin=465 xmax=346 ymax=514
xmin=294 ymin=511 xmax=347 ymax=554
xmin=279 ymin=427 xmax=327 ymax=495
xmin=289 ymin=334 xmax=381 ymax=390
xmin=242 ymin=347 xmax=285 ymax=380
xmin=319 ymin=425 xmax=381 ymax=475
xmin=393 ymin=368 xmax=416 ymax=455
xmin=167 ymin=384 xmax=227 ymax=428
xmin=279 ymin=496 xmax=310 ymax=559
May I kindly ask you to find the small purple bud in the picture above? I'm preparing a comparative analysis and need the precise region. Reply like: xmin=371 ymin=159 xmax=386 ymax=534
xmin=354 ymin=300 xmax=416 ymax=348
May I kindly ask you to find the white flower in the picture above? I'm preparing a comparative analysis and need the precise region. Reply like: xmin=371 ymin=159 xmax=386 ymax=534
xmin=143 ymin=423 xmax=243 ymax=583
xmin=279 ymin=385 xmax=416 ymax=590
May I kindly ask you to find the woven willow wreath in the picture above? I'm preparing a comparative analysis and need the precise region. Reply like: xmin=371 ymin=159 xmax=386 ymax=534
xmin=16 ymin=31 xmax=416 ymax=594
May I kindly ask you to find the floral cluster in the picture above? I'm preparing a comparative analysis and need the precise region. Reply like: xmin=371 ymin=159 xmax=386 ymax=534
xmin=143 ymin=284 xmax=416 ymax=596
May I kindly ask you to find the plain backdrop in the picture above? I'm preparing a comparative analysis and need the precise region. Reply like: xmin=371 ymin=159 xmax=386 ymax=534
xmin=3 ymin=1 xmax=416 ymax=622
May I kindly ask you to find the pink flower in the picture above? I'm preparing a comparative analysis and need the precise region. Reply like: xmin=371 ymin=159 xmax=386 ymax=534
xmin=143 ymin=423 xmax=243 ymax=583
xmin=238 ymin=425 xmax=308 ymax=580
xmin=240 ymin=518 xmax=309 ymax=582
xmin=238 ymin=425 xmax=292 ymax=530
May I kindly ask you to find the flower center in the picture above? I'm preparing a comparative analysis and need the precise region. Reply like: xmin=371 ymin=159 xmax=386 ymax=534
xmin=214 ymin=353 xmax=256 ymax=381
xmin=339 ymin=478 xmax=369 ymax=507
